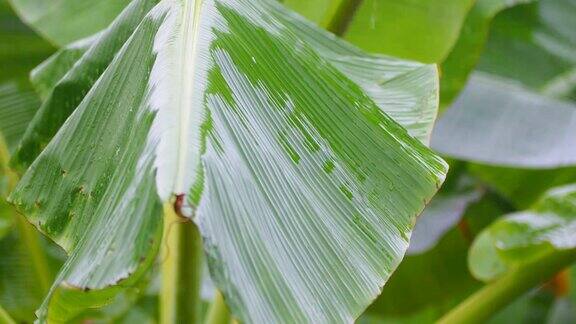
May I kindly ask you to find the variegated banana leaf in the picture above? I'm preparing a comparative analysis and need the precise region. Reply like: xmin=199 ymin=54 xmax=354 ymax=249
xmin=8 ymin=0 xmax=447 ymax=322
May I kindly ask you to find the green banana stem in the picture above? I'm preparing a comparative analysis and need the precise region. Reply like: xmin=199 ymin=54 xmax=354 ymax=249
xmin=160 ymin=200 xmax=204 ymax=324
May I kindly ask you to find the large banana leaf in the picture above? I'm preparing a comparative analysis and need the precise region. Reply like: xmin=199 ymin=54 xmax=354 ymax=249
xmin=8 ymin=0 xmax=447 ymax=322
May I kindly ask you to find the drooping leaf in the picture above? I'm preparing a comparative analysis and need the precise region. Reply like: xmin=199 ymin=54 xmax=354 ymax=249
xmin=469 ymin=184 xmax=576 ymax=282
xmin=8 ymin=0 xmax=447 ymax=322
xmin=432 ymin=73 xmax=576 ymax=168
xmin=7 ymin=0 xmax=132 ymax=46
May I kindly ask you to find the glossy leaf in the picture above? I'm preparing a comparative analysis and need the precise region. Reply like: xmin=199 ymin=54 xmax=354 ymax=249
xmin=469 ymin=184 xmax=576 ymax=282
xmin=7 ymin=0 xmax=132 ymax=46
xmin=9 ymin=0 xmax=447 ymax=322
xmin=16 ymin=5 xmax=441 ymax=165
xmin=432 ymin=74 xmax=576 ymax=168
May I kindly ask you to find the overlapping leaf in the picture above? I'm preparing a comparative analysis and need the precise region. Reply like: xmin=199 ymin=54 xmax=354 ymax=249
xmin=7 ymin=0 xmax=447 ymax=322
xmin=0 ymin=2 xmax=59 ymax=321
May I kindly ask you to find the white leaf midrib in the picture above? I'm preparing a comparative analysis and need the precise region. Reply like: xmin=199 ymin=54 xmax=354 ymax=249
xmin=174 ymin=0 xmax=204 ymax=193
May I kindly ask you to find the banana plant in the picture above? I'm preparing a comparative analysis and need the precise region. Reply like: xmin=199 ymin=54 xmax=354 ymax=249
xmin=3 ymin=0 xmax=448 ymax=322
xmin=4 ymin=0 xmax=576 ymax=323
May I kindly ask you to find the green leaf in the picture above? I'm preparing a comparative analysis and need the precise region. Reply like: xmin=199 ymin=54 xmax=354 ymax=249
xmin=30 ymin=36 xmax=95 ymax=101
xmin=7 ymin=0 xmax=132 ymax=46
xmin=284 ymin=0 xmax=476 ymax=63
xmin=439 ymin=0 xmax=535 ymax=107
xmin=344 ymin=0 xmax=476 ymax=63
xmin=9 ymin=0 xmax=447 ymax=322
xmin=0 ymin=83 xmax=41 ymax=153
xmin=281 ymin=0 xmax=360 ymax=34
xmin=440 ymin=0 xmax=576 ymax=107
xmin=468 ymin=164 xmax=576 ymax=209
xmin=469 ymin=184 xmax=576 ymax=282
xmin=0 ymin=0 xmax=53 ymax=152
xmin=16 ymin=3 xmax=441 ymax=167
xmin=477 ymin=0 xmax=576 ymax=98
xmin=432 ymin=73 xmax=576 ymax=168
